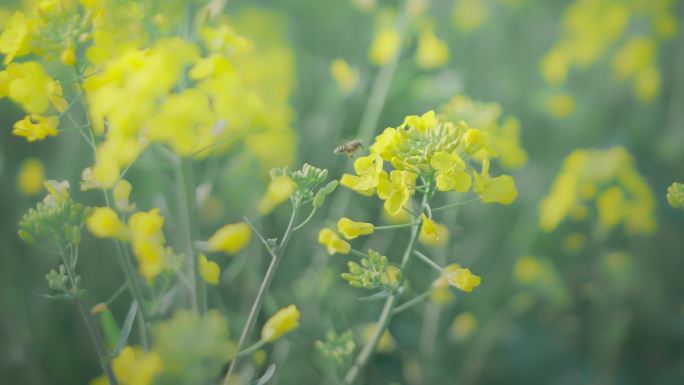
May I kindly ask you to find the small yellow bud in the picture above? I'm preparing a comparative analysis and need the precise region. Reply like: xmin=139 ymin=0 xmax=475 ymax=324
xmin=86 ymin=207 xmax=129 ymax=240
xmin=60 ymin=48 xmax=76 ymax=66
xmin=199 ymin=254 xmax=220 ymax=285
xmin=318 ymin=228 xmax=351 ymax=255
xmin=337 ymin=217 xmax=374 ymax=240
xmin=17 ymin=158 xmax=45 ymax=196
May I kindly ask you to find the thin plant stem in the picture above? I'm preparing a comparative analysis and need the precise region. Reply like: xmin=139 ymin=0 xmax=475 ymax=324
xmin=413 ymin=250 xmax=444 ymax=273
xmin=392 ymin=290 xmax=433 ymax=315
xmin=374 ymin=222 xmax=420 ymax=231
xmin=430 ymin=198 xmax=481 ymax=212
xmin=222 ymin=206 xmax=298 ymax=385
xmin=292 ymin=206 xmax=317 ymax=232
xmin=175 ymin=157 xmax=205 ymax=315
xmin=343 ymin=191 xmax=428 ymax=384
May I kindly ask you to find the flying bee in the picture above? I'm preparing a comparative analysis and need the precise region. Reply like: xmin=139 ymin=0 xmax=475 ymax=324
xmin=334 ymin=139 xmax=364 ymax=158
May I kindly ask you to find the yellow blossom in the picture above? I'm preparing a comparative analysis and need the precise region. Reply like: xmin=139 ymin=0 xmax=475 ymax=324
xmin=419 ymin=221 xmax=449 ymax=246
xmin=415 ymin=27 xmax=449 ymax=69
xmin=369 ymin=26 xmax=400 ymax=66
xmin=596 ymin=187 xmax=625 ymax=229
xmin=450 ymin=312 xmax=477 ymax=341
xmin=6 ymin=61 xmax=61 ymax=114
xmin=199 ymin=254 xmax=220 ymax=285
xmin=129 ymin=209 xmax=167 ymax=282
xmin=261 ymin=304 xmax=300 ymax=342
xmin=340 ymin=154 xmax=384 ymax=195
xmin=513 ymin=256 xmax=542 ymax=284
xmin=452 ymin=0 xmax=488 ymax=32
xmin=86 ymin=207 xmax=129 ymax=240
xmin=207 ymin=223 xmax=252 ymax=255
xmin=318 ymin=228 xmax=351 ymax=255
xmin=258 ymin=176 xmax=296 ymax=214
xmin=473 ymin=160 xmax=517 ymax=204
xmin=43 ymin=180 xmax=69 ymax=205
xmin=547 ymin=93 xmax=576 ymax=118
xmin=403 ymin=110 xmax=437 ymax=134
xmin=337 ymin=217 xmax=375 ymax=240
xmin=111 ymin=346 xmax=162 ymax=385
xmin=431 ymin=151 xmax=471 ymax=192
xmin=0 ymin=11 xmax=32 ymax=64
xmin=114 ymin=179 xmax=136 ymax=212
xmin=330 ymin=58 xmax=359 ymax=94
xmin=377 ymin=170 xmax=412 ymax=215
xmin=445 ymin=264 xmax=481 ymax=292
xmin=16 ymin=158 xmax=44 ymax=196
xmin=420 ymin=213 xmax=438 ymax=239
xmin=12 ymin=114 xmax=59 ymax=142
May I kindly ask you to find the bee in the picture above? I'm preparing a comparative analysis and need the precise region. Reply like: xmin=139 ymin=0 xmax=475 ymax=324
xmin=334 ymin=139 xmax=364 ymax=158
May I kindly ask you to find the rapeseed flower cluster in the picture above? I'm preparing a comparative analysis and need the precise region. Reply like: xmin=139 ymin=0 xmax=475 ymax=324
xmin=540 ymin=0 xmax=678 ymax=103
xmin=539 ymin=146 xmax=656 ymax=234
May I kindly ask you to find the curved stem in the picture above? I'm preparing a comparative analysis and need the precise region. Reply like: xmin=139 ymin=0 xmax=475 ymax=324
xmin=413 ymin=250 xmax=444 ymax=273
xmin=222 ymin=206 xmax=297 ymax=385
xmin=392 ymin=290 xmax=432 ymax=315
xmin=431 ymin=198 xmax=481 ymax=212
xmin=292 ymin=206 xmax=317 ymax=232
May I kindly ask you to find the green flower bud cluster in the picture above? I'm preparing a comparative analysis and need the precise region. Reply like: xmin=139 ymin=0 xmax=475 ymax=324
xmin=18 ymin=198 xmax=87 ymax=251
xmin=341 ymin=249 xmax=402 ymax=291
xmin=45 ymin=264 xmax=81 ymax=295
xmin=271 ymin=163 xmax=338 ymax=207
xmin=667 ymin=182 xmax=684 ymax=209
xmin=315 ymin=329 xmax=355 ymax=367
xmin=395 ymin=120 xmax=467 ymax=167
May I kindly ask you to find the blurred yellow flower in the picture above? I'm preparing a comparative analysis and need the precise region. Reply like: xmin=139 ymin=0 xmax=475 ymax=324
xmin=261 ymin=304 xmax=300 ymax=342
xmin=547 ymin=93 xmax=576 ymax=118
xmin=0 ymin=11 xmax=32 ymax=64
xmin=258 ymin=176 xmax=296 ymax=214
xmin=113 ymin=179 xmax=136 ymax=212
xmin=415 ymin=27 xmax=449 ymax=70
xmin=199 ymin=254 xmax=220 ymax=285
xmin=129 ymin=209 xmax=167 ymax=282
xmin=86 ymin=207 xmax=129 ymax=240
xmin=540 ymin=49 xmax=569 ymax=86
xmin=513 ymin=256 xmax=542 ymax=284
xmin=362 ymin=324 xmax=395 ymax=353
xmin=16 ymin=158 xmax=44 ymax=196
xmin=5 ymin=61 xmax=61 ymax=114
xmin=420 ymin=213 xmax=438 ymax=239
xmin=207 ymin=223 xmax=252 ymax=255
xmin=419 ymin=221 xmax=449 ymax=246
xmin=337 ymin=217 xmax=374 ymax=240
xmin=12 ymin=114 xmax=59 ymax=142
xmin=112 ymin=346 xmax=162 ymax=385
xmin=450 ymin=312 xmax=477 ymax=341
xmin=318 ymin=228 xmax=351 ymax=255
xmin=369 ymin=26 xmax=400 ymax=66
xmin=330 ymin=58 xmax=359 ymax=95
xmin=452 ymin=0 xmax=487 ymax=32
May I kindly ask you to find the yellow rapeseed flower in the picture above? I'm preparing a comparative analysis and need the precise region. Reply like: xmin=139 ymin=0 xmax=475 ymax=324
xmin=473 ymin=159 xmax=517 ymax=204
xmin=330 ymin=58 xmax=359 ymax=95
xmin=207 ymin=223 xmax=252 ymax=255
xmin=113 ymin=179 xmax=136 ymax=212
xmin=318 ymin=228 xmax=351 ymax=255
xmin=452 ymin=0 xmax=488 ymax=32
xmin=0 ymin=11 xmax=32 ymax=64
xmin=258 ymin=176 xmax=296 ymax=214
xmin=86 ymin=207 xmax=129 ymax=240
xmin=12 ymin=114 xmax=59 ymax=142
xmin=340 ymin=154 xmax=384 ymax=195
xmin=450 ymin=312 xmax=477 ymax=341
xmin=16 ymin=158 xmax=44 ymax=196
xmin=5 ymin=61 xmax=61 ymax=114
xmin=513 ymin=256 xmax=542 ymax=284
xmin=419 ymin=220 xmax=449 ymax=246
xmin=431 ymin=151 xmax=471 ymax=192
xmin=415 ymin=27 xmax=449 ymax=70
xmin=369 ymin=26 xmax=400 ymax=66
xmin=420 ymin=213 xmax=438 ymax=240
xmin=111 ymin=346 xmax=163 ymax=385
xmin=261 ymin=304 xmax=300 ymax=342
xmin=199 ymin=254 xmax=220 ymax=285
xmin=337 ymin=217 xmax=375 ymax=240
xmin=129 ymin=209 xmax=167 ymax=282
xmin=547 ymin=93 xmax=576 ymax=118
xmin=377 ymin=170 xmax=412 ymax=215
xmin=445 ymin=265 xmax=481 ymax=292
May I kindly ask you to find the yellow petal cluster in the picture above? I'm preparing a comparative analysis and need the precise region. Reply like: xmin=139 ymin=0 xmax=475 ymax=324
xmin=258 ymin=176 xmax=296 ymax=214
xmin=318 ymin=228 xmax=351 ymax=255
xmin=337 ymin=217 xmax=375 ymax=240
xmin=207 ymin=223 xmax=252 ymax=255
xmin=86 ymin=207 xmax=128 ymax=240
xmin=199 ymin=254 xmax=220 ymax=285
xmin=539 ymin=147 xmax=656 ymax=234
xmin=129 ymin=209 xmax=168 ymax=282
xmin=261 ymin=304 xmax=300 ymax=342
xmin=12 ymin=114 xmax=59 ymax=142
xmin=330 ymin=58 xmax=359 ymax=95
xmin=112 ymin=346 xmax=163 ymax=385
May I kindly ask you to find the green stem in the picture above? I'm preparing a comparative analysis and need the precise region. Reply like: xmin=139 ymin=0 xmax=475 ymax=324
xmin=222 ymin=206 xmax=298 ymax=385
xmin=430 ymin=198 xmax=481 ymax=212
xmin=413 ymin=250 xmax=444 ymax=273
xmin=227 ymin=339 xmax=267 ymax=362
xmin=176 ymin=157 xmax=205 ymax=315
xmin=292 ymin=206 xmax=317 ymax=232
xmin=343 ymin=192 xmax=428 ymax=384
xmin=373 ymin=222 xmax=420 ymax=230
xmin=392 ymin=290 xmax=433 ymax=315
